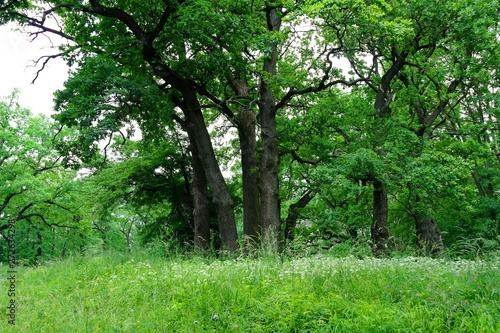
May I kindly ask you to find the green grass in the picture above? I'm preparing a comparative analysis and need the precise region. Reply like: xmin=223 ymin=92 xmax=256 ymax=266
xmin=1 ymin=252 xmax=499 ymax=332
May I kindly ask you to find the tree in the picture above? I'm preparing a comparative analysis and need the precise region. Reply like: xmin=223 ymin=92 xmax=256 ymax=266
xmin=4 ymin=0 xmax=497 ymax=256
xmin=310 ymin=0 xmax=500 ymax=254
xmin=53 ymin=0 xmax=240 ymax=251
xmin=6 ymin=0 xmax=360 ymax=252
xmin=0 ymin=92 xmax=89 ymax=263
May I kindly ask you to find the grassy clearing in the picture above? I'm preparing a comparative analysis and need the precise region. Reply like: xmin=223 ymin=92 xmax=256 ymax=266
xmin=1 ymin=253 xmax=499 ymax=332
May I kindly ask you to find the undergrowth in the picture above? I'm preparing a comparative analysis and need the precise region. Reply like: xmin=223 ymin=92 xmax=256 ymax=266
xmin=1 ymin=251 xmax=499 ymax=332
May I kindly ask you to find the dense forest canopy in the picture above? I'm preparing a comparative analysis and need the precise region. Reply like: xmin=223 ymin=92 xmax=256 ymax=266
xmin=1 ymin=0 xmax=499 ymax=262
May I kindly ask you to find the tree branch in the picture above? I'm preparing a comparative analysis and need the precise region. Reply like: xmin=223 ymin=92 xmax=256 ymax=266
xmin=85 ymin=0 xmax=147 ymax=42
xmin=276 ymin=77 xmax=366 ymax=110
xmin=374 ymin=47 xmax=409 ymax=116
xmin=17 ymin=213 xmax=76 ymax=228
xmin=192 ymin=82 xmax=237 ymax=122
xmin=29 ymin=52 xmax=65 ymax=84
xmin=290 ymin=149 xmax=319 ymax=166
xmin=0 ymin=187 xmax=27 ymax=213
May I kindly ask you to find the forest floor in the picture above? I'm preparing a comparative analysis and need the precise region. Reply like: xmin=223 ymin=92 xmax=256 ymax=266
xmin=1 ymin=252 xmax=499 ymax=332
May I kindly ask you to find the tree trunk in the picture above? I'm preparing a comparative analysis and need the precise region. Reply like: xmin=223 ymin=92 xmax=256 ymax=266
xmin=191 ymin=164 xmax=211 ymax=251
xmin=173 ymin=116 xmax=211 ymax=251
xmin=284 ymin=190 xmax=314 ymax=242
xmin=186 ymin=131 xmax=211 ymax=251
xmin=259 ymin=99 xmax=280 ymax=249
xmin=238 ymin=109 xmax=261 ymax=249
xmin=412 ymin=194 xmax=444 ymax=256
xmin=471 ymin=167 xmax=497 ymax=224
xmin=415 ymin=213 xmax=443 ymax=256
xmin=369 ymin=50 xmax=408 ymax=253
xmin=371 ymin=180 xmax=389 ymax=255
xmin=259 ymin=4 xmax=282 ymax=251
xmin=61 ymin=240 xmax=67 ymax=260
xmin=36 ymin=229 xmax=42 ymax=263
xmin=183 ymin=92 xmax=239 ymax=252
xmin=228 ymin=76 xmax=261 ymax=250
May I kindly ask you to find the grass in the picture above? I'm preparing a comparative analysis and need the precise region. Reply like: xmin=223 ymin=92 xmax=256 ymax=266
xmin=1 ymin=252 xmax=499 ymax=332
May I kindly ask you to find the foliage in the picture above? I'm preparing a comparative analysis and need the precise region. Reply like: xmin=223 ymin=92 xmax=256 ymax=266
xmin=85 ymin=137 xmax=218 ymax=250
xmin=1 ymin=0 xmax=499 ymax=256
xmin=53 ymin=55 xmax=174 ymax=167
xmin=0 ymin=92 xmax=92 ymax=264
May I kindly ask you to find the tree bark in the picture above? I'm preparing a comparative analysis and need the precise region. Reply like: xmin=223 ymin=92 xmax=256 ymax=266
xmin=284 ymin=190 xmax=315 ymax=242
xmin=228 ymin=76 xmax=261 ymax=250
xmin=186 ymin=130 xmax=211 ymax=251
xmin=238 ymin=109 xmax=261 ymax=248
xmin=371 ymin=180 xmax=389 ymax=255
xmin=415 ymin=213 xmax=443 ymax=256
xmin=259 ymin=4 xmax=282 ymax=250
xmin=183 ymin=91 xmax=239 ymax=252
xmin=259 ymin=98 xmax=280 ymax=248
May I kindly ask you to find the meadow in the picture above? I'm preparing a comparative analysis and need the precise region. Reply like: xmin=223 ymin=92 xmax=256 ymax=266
xmin=1 ymin=252 xmax=499 ymax=332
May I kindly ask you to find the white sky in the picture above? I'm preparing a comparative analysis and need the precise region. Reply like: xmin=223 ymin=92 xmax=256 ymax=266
xmin=0 ymin=23 xmax=68 ymax=116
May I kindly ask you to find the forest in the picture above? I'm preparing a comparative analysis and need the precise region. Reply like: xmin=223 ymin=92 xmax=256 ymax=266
xmin=0 ymin=0 xmax=499 ymax=263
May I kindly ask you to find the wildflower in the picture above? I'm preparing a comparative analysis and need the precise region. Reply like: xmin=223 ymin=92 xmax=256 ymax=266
xmin=193 ymin=321 xmax=199 ymax=325
xmin=212 ymin=314 xmax=219 ymax=320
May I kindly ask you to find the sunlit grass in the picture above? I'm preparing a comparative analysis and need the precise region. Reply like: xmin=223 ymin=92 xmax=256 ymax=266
xmin=1 ymin=253 xmax=499 ymax=332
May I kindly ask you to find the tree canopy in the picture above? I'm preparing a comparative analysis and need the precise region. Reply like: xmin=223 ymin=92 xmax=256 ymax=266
xmin=1 ymin=0 xmax=499 ymax=261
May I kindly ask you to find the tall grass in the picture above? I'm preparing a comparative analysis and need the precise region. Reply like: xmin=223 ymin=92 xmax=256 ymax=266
xmin=1 ymin=252 xmax=499 ymax=332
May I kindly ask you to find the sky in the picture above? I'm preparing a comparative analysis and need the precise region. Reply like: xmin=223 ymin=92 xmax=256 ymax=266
xmin=0 ymin=23 xmax=68 ymax=116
